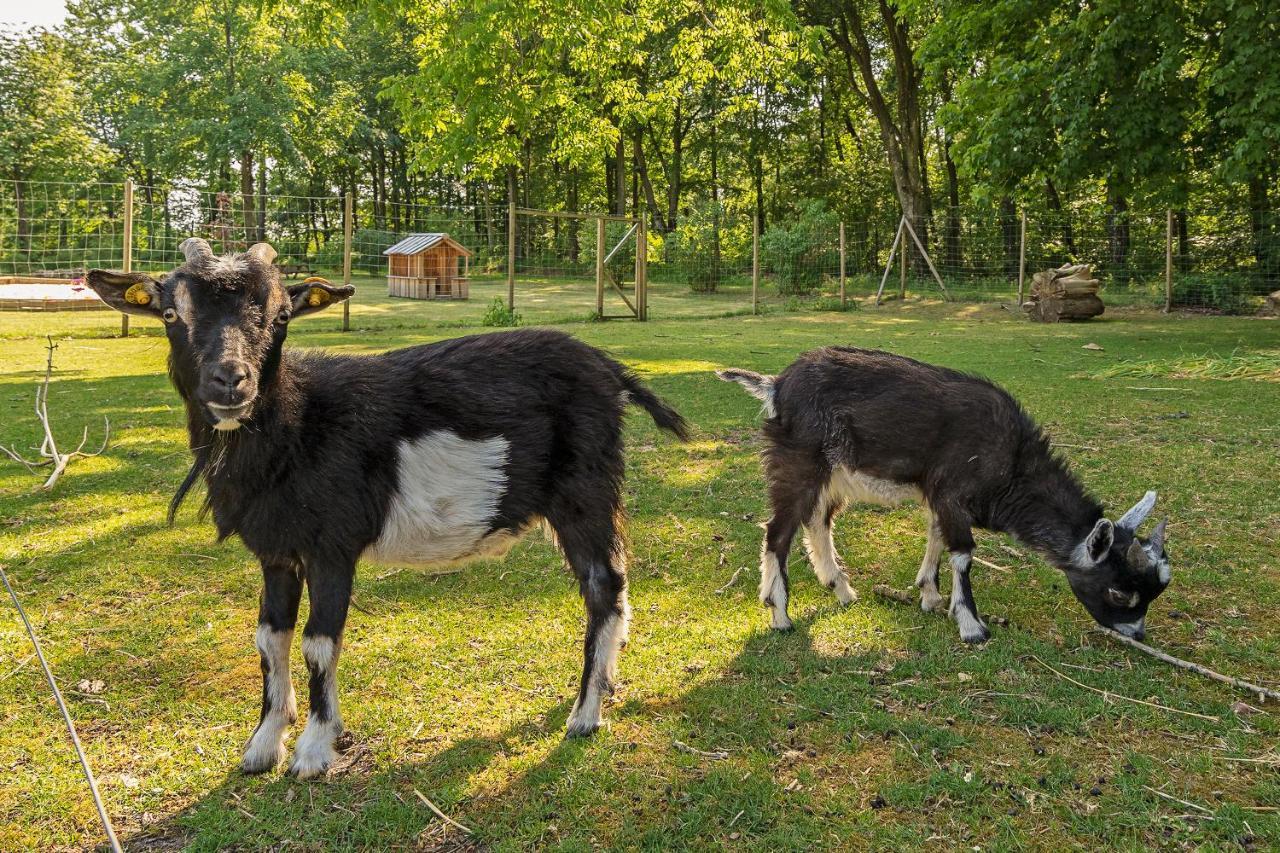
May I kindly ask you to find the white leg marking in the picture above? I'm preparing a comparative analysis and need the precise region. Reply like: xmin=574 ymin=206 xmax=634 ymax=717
xmin=289 ymin=635 xmax=341 ymax=779
xmin=947 ymin=553 xmax=989 ymax=643
xmin=760 ymin=548 xmax=792 ymax=630
xmin=566 ymin=608 xmax=625 ymax=737
xmin=242 ymin=625 xmax=296 ymax=773
xmin=915 ymin=515 xmax=946 ymax=613
xmin=803 ymin=504 xmax=856 ymax=606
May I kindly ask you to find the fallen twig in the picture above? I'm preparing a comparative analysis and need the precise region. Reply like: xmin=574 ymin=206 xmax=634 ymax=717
xmin=673 ymin=740 xmax=729 ymax=760
xmin=1031 ymin=655 xmax=1219 ymax=721
xmin=1143 ymin=785 xmax=1213 ymax=815
xmin=715 ymin=565 xmax=748 ymax=594
xmin=972 ymin=556 xmax=1010 ymax=573
xmin=872 ymin=584 xmax=917 ymax=606
xmin=1093 ymin=627 xmax=1280 ymax=704
xmin=413 ymin=788 xmax=473 ymax=835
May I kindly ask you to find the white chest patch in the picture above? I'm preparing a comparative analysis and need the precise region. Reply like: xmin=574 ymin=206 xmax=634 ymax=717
xmin=364 ymin=430 xmax=512 ymax=567
xmin=828 ymin=466 xmax=922 ymax=507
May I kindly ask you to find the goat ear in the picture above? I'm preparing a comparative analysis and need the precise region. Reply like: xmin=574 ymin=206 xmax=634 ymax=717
xmin=287 ymin=277 xmax=355 ymax=317
xmin=85 ymin=270 xmax=164 ymax=317
xmin=1084 ymin=518 xmax=1114 ymax=564
xmin=1116 ymin=490 xmax=1157 ymax=532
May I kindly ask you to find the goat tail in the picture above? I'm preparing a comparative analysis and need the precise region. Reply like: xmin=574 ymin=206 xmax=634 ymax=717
xmin=619 ymin=372 xmax=691 ymax=441
xmin=715 ymin=368 xmax=777 ymax=417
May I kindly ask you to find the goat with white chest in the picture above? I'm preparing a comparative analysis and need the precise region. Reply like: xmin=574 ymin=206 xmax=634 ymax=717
xmin=718 ymin=347 xmax=1172 ymax=644
xmin=86 ymin=240 xmax=689 ymax=778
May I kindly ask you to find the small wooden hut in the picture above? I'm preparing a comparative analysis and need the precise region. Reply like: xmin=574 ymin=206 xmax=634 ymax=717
xmin=383 ymin=233 xmax=473 ymax=300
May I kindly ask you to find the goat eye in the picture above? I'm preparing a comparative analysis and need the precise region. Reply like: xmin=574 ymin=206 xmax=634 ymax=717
xmin=162 ymin=308 xmax=178 ymax=324
xmin=1106 ymin=587 xmax=1137 ymax=608
xmin=275 ymin=309 xmax=290 ymax=325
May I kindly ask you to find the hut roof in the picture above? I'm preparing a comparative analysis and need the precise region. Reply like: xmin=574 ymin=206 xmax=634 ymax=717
xmin=382 ymin=233 xmax=473 ymax=258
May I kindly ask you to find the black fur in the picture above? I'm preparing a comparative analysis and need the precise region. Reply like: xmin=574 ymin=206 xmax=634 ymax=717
xmin=85 ymin=245 xmax=688 ymax=775
xmin=720 ymin=346 xmax=1171 ymax=641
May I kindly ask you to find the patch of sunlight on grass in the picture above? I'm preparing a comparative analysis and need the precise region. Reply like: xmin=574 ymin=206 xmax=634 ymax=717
xmin=626 ymin=357 xmax=724 ymax=376
xmin=807 ymin=603 xmax=913 ymax=656
xmin=652 ymin=456 xmax=729 ymax=488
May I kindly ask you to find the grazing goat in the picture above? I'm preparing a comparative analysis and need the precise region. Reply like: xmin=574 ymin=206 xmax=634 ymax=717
xmin=718 ymin=347 xmax=1171 ymax=644
xmin=86 ymin=240 xmax=688 ymax=778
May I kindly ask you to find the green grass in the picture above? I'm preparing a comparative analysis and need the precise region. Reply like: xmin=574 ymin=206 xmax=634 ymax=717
xmin=1 ymin=302 xmax=1278 ymax=850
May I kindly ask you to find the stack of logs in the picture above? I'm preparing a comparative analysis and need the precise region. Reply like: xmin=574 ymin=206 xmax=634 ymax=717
xmin=1023 ymin=263 xmax=1104 ymax=322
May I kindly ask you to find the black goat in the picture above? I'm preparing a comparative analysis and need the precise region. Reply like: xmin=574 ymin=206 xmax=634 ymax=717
xmin=718 ymin=347 xmax=1171 ymax=644
xmin=86 ymin=239 xmax=688 ymax=778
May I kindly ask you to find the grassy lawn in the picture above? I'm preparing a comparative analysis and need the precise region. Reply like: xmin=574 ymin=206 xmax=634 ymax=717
xmin=1 ymin=301 xmax=1277 ymax=850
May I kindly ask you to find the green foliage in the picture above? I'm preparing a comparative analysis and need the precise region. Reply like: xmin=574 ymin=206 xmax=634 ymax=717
xmin=1172 ymin=273 xmax=1256 ymax=314
xmin=480 ymin=296 xmax=521 ymax=327
xmin=668 ymin=202 xmax=743 ymax=293
xmin=760 ymin=200 xmax=838 ymax=295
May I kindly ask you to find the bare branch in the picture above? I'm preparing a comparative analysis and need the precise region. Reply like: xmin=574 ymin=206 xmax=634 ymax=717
xmin=0 ymin=336 xmax=110 ymax=491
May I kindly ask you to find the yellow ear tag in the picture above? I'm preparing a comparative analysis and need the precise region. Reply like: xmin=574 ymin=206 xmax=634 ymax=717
xmin=124 ymin=282 xmax=151 ymax=305
xmin=307 ymin=287 xmax=329 ymax=307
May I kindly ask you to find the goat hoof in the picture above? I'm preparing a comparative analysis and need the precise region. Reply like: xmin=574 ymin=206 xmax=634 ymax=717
xmin=240 ymin=746 xmax=286 ymax=775
xmin=959 ymin=624 xmax=991 ymax=644
xmin=919 ymin=591 xmax=946 ymax=613
xmin=833 ymin=583 xmax=857 ymax=606
xmin=770 ymin=616 xmax=795 ymax=632
xmin=564 ymin=718 xmax=602 ymax=739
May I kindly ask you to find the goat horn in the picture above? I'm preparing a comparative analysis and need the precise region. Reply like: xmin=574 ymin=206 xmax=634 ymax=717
xmin=179 ymin=237 xmax=213 ymax=262
xmin=245 ymin=242 xmax=278 ymax=265
xmin=1116 ymin=490 xmax=1157 ymax=532
xmin=1126 ymin=539 xmax=1150 ymax=570
xmin=1148 ymin=517 xmax=1168 ymax=555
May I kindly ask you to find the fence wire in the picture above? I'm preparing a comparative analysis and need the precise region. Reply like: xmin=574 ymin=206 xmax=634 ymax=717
xmin=2 ymin=180 xmax=1277 ymax=327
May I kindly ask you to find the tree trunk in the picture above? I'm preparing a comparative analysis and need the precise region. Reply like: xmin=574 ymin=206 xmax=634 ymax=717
xmin=567 ymin=167 xmax=580 ymax=263
xmin=256 ymin=157 xmax=267 ymax=242
xmin=1001 ymin=195 xmax=1019 ymax=279
xmin=817 ymin=0 xmax=930 ymax=266
xmin=240 ymin=149 xmax=255 ymax=247
xmin=1106 ymin=181 xmax=1130 ymax=284
xmin=614 ymin=133 xmax=627 ymax=216
xmin=1248 ymin=175 xmax=1274 ymax=281
xmin=1044 ymin=178 xmax=1078 ymax=257
xmin=14 ymin=176 xmax=28 ymax=253
xmin=669 ymin=101 xmax=683 ymax=232
xmin=1177 ymin=208 xmax=1190 ymax=273
xmin=634 ymin=132 xmax=668 ymax=233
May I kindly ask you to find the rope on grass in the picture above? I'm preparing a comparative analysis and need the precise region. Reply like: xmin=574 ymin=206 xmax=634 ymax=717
xmin=0 ymin=563 xmax=121 ymax=853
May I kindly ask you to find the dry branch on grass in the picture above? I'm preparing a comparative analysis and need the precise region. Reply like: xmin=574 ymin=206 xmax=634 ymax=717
xmin=1093 ymin=626 xmax=1280 ymax=703
xmin=0 ymin=336 xmax=109 ymax=490
xmin=872 ymin=582 xmax=1279 ymax=709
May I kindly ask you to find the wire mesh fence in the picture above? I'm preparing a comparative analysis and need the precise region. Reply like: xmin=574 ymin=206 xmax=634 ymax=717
xmin=2 ymin=179 xmax=1277 ymax=331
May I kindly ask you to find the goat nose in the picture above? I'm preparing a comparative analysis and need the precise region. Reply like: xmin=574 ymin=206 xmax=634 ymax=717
xmin=210 ymin=363 xmax=249 ymax=390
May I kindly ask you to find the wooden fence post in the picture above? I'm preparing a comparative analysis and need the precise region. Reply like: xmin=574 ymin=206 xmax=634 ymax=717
xmin=342 ymin=192 xmax=353 ymax=332
xmin=595 ymin=217 xmax=605 ymax=318
xmin=507 ymin=201 xmax=516 ymax=312
xmin=1017 ymin=209 xmax=1027 ymax=305
xmin=634 ymin=217 xmax=647 ymax=320
xmin=1164 ymin=208 xmax=1173 ymax=313
xmin=121 ymin=178 xmax=133 ymax=337
xmin=839 ymin=221 xmax=846 ymax=308
xmin=752 ymin=215 xmax=760 ymax=315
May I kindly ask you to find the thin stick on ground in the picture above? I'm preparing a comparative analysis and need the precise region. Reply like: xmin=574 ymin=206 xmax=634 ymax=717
xmin=715 ymin=565 xmax=748 ymax=594
xmin=872 ymin=584 xmax=920 ymax=607
xmin=0 ymin=336 xmax=109 ymax=490
xmin=1142 ymin=785 xmax=1213 ymax=815
xmin=1093 ymin=626 xmax=1280 ymax=703
xmin=413 ymin=788 xmax=473 ymax=835
xmin=1031 ymin=655 xmax=1219 ymax=721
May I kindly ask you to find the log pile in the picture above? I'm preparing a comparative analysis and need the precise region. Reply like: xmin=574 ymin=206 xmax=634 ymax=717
xmin=1023 ymin=263 xmax=1104 ymax=322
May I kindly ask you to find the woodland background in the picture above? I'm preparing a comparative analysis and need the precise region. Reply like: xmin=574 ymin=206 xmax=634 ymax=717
xmin=2 ymin=0 xmax=1278 ymax=307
